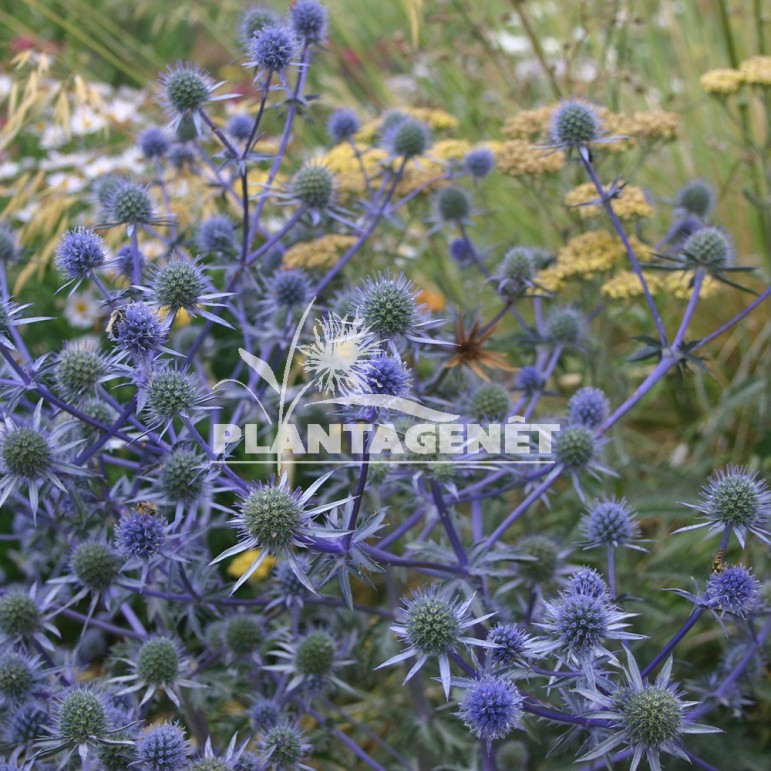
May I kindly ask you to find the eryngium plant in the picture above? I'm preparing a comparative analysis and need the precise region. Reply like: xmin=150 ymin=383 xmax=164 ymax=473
xmin=0 ymin=1 xmax=769 ymax=768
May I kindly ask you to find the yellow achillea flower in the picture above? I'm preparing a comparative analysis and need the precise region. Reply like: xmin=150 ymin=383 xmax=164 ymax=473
xmin=317 ymin=143 xmax=387 ymax=196
xmin=157 ymin=306 xmax=191 ymax=326
xmin=228 ymin=549 xmax=275 ymax=582
xmin=539 ymin=231 xmax=655 ymax=292
xmin=496 ymin=140 xmax=565 ymax=176
xmin=627 ymin=110 xmax=679 ymax=142
xmin=502 ymin=105 xmax=678 ymax=152
xmin=565 ymin=183 xmax=654 ymax=220
xmin=356 ymin=107 xmax=459 ymax=143
xmin=430 ymin=139 xmax=473 ymax=162
xmin=701 ymin=68 xmax=744 ymax=94
xmin=394 ymin=158 xmax=449 ymax=196
xmin=662 ymin=272 xmax=720 ymax=299
xmin=403 ymin=107 xmax=459 ymax=131
xmin=283 ymin=234 xmax=358 ymax=270
xmin=502 ymin=106 xmax=555 ymax=139
xmin=740 ymin=56 xmax=771 ymax=86
xmin=601 ymin=270 xmax=720 ymax=300
xmin=601 ymin=271 xmax=663 ymax=299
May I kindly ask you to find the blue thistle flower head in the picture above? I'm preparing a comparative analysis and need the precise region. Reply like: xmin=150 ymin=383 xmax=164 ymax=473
xmin=137 ymin=721 xmax=190 ymax=770
xmin=538 ymin=590 xmax=640 ymax=665
xmin=258 ymin=722 xmax=311 ymax=770
xmin=248 ymin=23 xmax=297 ymax=72
xmin=105 ymin=179 xmax=156 ymax=226
xmin=6 ymin=700 xmax=49 ymax=748
xmin=678 ymin=466 xmax=771 ymax=547
xmin=226 ymin=114 xmax=254 ymax=142
xmin=158 ymin=447 xmax=206 ymax=504
xmin=676 ymin=179 xmax=715 ymax=218
xmin=160 ymin=63 xmax=214 ymax=117
xmin=71 ymin=542 xmax=122 ymax=593
xmin=0 ymin=588 xmax=42 ymax=641
xmin=218 ymin=615 xmax=261 ymax=657
xmin=449 ymin=236 xmax=474 ymax=264
xmin=109 ymin=301 xmax=167 ymax=358
xmin=567 ymin=567 xmax=608 ymax=599
xmin=327 ymin=108 xmax=360 ymax=143
xmin=487 ymin=623 xmax=534 ymax=668
xmin=554 ymin=425 xmax=595 ymax=470
xmin=705 ymin=565 xmax=760 ymax=618
xmin=271 ymin=269 xmax=311 ymax=308
xmin=378 ymin=585 xmax=493 ymax=698
xmin=464 ymin=147 xmax=496 ymax=178
xmin=151 ymin=258 xmax=207 ymax=311
xmin=251 ymin=698 xmax=281 ymax=731
xmin=0 ymin=651 xmax=39 ymax=702
xmin=549 ymin=99 xmax=601 ymax=148
xmin=54 ymin=340 xmax=109 ymax=400
xmin=55 ymin=227 xmax=107 ymax=283
xmin=169 ymin=143 xmax=196 ymax=169
xmin=385 ymin=117 xmax=431 ymax=158
xmin=581 ymin=497 xmax=641 ymax=549
xmin=0 ymin=222 xmax=20 ymax=263
xmin=143 ymin=367 xmax=205 ymax=427
xmin=545 ymin=306 xmax=587 ymax=348
xmin=469 ymin=383 xmax=510 ymax=422
xmin=240 ymin=6 xmax=278 ymax=48
xmin=514 ymin=365 xmax=545 ymax=394
xmin=139 ymin=127 xmax=171 ymax=159
xmin=0 ymin=422 xmax=53 ymax=482
xmin=357 ymin=272 xmax=419 ymax=339
xmin=580 ymin=653 xmax=721 ymax=770
xmin=291 ymin=0 xmax=328 ymax=45
xmin=115 ymin=510 xmax=168 ymax=561
xmin=457 ymin=674 xmax=524 ymax=744
xmin=197 ymin=216 xmax=237 ymax=256
xmin=436 ymin=186 xmax=472 ymax=223
xmin=550 ymin=592 xmax=609 ymax=658
xmin=568 ymin=386 xmax=609 ymax=429
xmin=360 ymin=356 xmax=411 ymax=397
xmin=680 ymin=226 xmax=734 ymax=269
xmin=54 ymin=686 xmax=110 ymax=747
xmin=291 ymin=164 xmax=335 ymax=209
xmin=115 ymin=244 xmax=146 ymax=279
xmin=494 ymin=246 xmax=536 ymax=296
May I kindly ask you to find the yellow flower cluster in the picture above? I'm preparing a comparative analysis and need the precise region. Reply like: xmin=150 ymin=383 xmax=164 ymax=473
xmin=404 ymin=107 xmax=460 ymax=131
xmin=496 ymin=140 xmax=565 ymax=177
xmin=502 ymin=106 xmax=555 ymax=139
xmin=430 ymin=139 xmax=474 ymax=161
xmin=601 ymin=270 xmax=663 ymax=299
xmin=537 ymin=231 xmax=654 ymax=291
xmin=601 ymin=270 xmax=720 ymax=300
xmin=283 ymin=234 xmax=358 ymax=269
xmin=317 ymin=142 xmax=387 ymax=196
xmin=565 ymin=183 xmax=654 ymax=219
xmin=502 ymin=104 xmax=679 ymax=151
xmin=663 ymin=272 xmax=720 ymax=300
xmin=356 ymin=107 xmax=459 ymax=142
xmin=318 ymin=136 xmax=477 ymax=199
xmin=741 ymin=55 xmax=771 ymax=86
xmin=227 ymin=549 xmax=275 ymax=582
xmin=701 ymin=57 xmax=771 ymax=94
xmin=700 ymin=68 xmax=745 ymax=95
